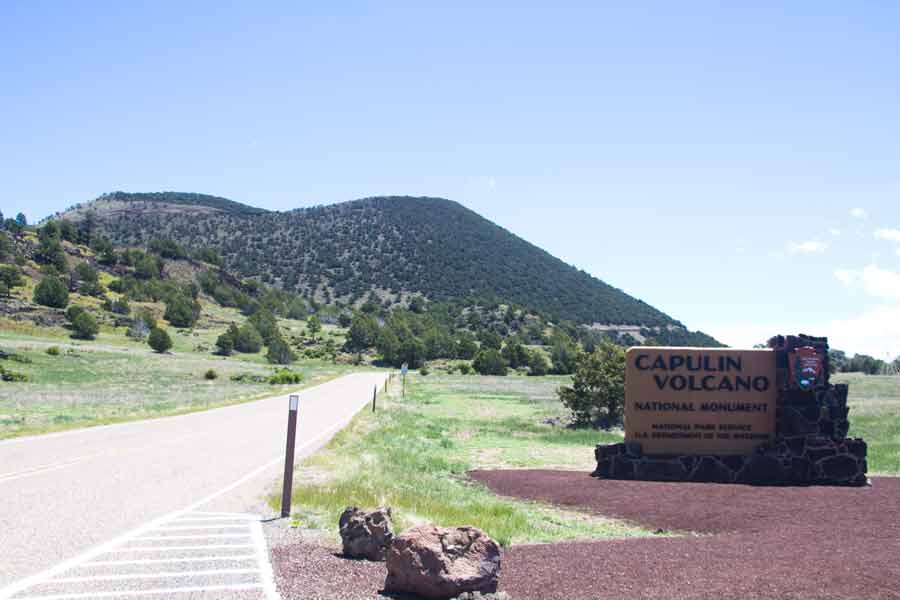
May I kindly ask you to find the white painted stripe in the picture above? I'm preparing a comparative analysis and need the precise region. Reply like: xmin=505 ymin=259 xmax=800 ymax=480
xmin=115 ymin=544 xmax=256 ymax=552
xmin=50 ymin=568 xmax=261 ymax=583
xmin=83 ymin=555 xmax=258 ymax=567
xmin=132 ymin=534 xmax=251 ymax=541
xmin=169 ymin=517 xmax=255 ymax=523
xmin=11 ymin=583 xmax=264 ymax=599
xmin=251 ymin=518 xmax=279 ymax=599
xmin=0 ymin=455 xmax=100 ymax=484
xmin=185 ymin=511 xmax=258 ymax=517
xmin=0 ymin=372 xmax=386 ymax=600
xmin=157 ymin=525 xmax=251 ymax=531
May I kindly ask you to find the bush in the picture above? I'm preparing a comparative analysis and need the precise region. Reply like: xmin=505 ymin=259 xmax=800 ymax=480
xmin=269 ymin=369 xmax=303 ymax=385
xmin=34 ymin=276 xmax=69 ymax=308
xmin=215 ymin=324 xmax=238 ymax=356
xmin=0 ymin=365 xmax=28 ymax=382
xmin=527 ymin=349 xmax=550 ymax=376
xmin=419 ymin=365 xmax=430 ymax=376
xmin=266 ymin=334 xmax=297 ymax=365
xmin=558 ymin=341 xmax=626 ymax=428
xmin=46 ymin=346 xmax=61 ymax=356
xmin=204 ymin=369 xmax=218 ymax=380
xmin=71 ymin=311 xmax=99 ymax=340
xmin=234 ymin=323 xmax=263 ymax=353
xmin=230 ymin=372 xmax=268 ymax=384
xmin=65 ymin=305 xmax=87 ymax=323
xmin=102 ymin=297 xmax=130 ymax=315
xmin=0 ymin=264 xmax=24 ymax=297
xmin=473 ymin=348 xmax=508 ymax=376
xmin=457 ymin=363 xmax=472 ymax=375
xmin=148 ymin=327 xmax=173 ymax=353
xmin=550 ymin=333 xmax=579 ymax=375
xmin=164 ymin=294 xmax=200 ymax=328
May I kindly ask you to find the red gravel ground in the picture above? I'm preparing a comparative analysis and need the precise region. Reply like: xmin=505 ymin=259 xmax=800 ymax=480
xmin=469 ymin=470 xmax=900 ymax=600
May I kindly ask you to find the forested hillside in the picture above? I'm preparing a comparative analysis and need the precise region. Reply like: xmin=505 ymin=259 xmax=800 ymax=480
xmin=60 ymin=193 xmax=713 ymax=343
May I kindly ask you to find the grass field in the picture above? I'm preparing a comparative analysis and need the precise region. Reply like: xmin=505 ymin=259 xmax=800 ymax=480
xmin=0 ymin=313 xmax=355 ymax=439
xmin=274 ymin=374 xmax=650 ymax=547
xmin=835 ymin=372 xmax=900 ymax=475
xmin=277 ymin=370 xmax=900 ymax=548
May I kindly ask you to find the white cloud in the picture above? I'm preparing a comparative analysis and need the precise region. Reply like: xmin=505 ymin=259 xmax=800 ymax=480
xmin=850 ymin=207 xmax=868 ymax=219
xmin=860 ymin=264 xmax=900 ymax=301
xmin=896 ymin=248 xmax=900 ymax=256
xmin=487 ymin=177 xmax=497 ymax=190
xmin=875 ymin=228 xmax=900 ymax=243
xmin=830 ymin=264 xmax=900 ymax=300
xmin=787 ymin=241 xmax=827 ymax=254
xmin=705 ymin=305 xmax=900 ymax=357
xmin=829 ymin=228 xmax=841 ymax=236
xmin=834 ymin=269 xmax=857 ymax=286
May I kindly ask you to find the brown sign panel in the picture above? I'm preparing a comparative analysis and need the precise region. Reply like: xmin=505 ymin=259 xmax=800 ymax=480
xmin=625 ymin=347 xmax=777 ymax=455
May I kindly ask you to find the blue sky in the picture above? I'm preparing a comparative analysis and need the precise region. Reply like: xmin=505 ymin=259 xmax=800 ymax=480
xmin=2 ymin=2 xmax=899 ymax=357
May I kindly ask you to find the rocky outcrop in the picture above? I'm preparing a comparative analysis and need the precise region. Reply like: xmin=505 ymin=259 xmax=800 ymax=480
xmin=385 ymin=524 xmax=501 ymax=599
xmin=338 ymin=506 xmax=394 ymax=561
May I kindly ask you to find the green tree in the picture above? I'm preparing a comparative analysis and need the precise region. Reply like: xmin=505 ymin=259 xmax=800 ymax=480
xmin=248 ymin=309 xmax=278 ymax=344
xmin=307 ymin=315 xmax=322 ymax=340
xmin=501 ymin=338 xmax=530 ymax=369
xmin=37 ymin=238 xmax=68 ymax=272
xmin=148 ymin=238 xmax=187 ymax=259
xmin=550 ymin=332 xmax=579 ymax=375
xmin=266 ymin=333 xmax=297 ymax=365
xmin=375 ymin=327 xmax=400 ymax=365
xmin=215 ymin=323 xmax=238 ymax=356
xmin=66 ymin=304 xmax=87 ymax=322
xmin=164 ymin=294 xmax=200 ymax=328
xmin=134 ymin=254 xmax=160 ymax=280
xmin=455 ymin=331 xmax=478 ymax=359
xmin=478 ymin=330 xmax=502 ymax=350
xmin=527 ymin=349 xmax=550 ymax=376
xmin=0 ymin=265 xmax=24 ymax=297
xmin=74 ymin=262 xmax=104 ymax=296
xmin=15 ymin=213 xmax=27 ymax=227
xmin=148 ymin=327 xmax=173 ymax=353
xmin=0 ymin=232 xmax=12 ymax=261
xmin=71 ymin=311 xmax=99 ymax=340
xmin=34 ymin=276 xmax=69 ymax=308
xmin=347 ymin=313 xmax=378 ymax=351
xmin=234 ymin=323 xmax=263 ymax=353
xmin=558 ymin=341 xmax=626 ymax=428
xmin=473 ymin=348 xmax=508 ymax=376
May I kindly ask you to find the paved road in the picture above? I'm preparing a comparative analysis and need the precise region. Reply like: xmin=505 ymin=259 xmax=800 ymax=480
xmin=0 ymin=371 xmax=389 ymax=599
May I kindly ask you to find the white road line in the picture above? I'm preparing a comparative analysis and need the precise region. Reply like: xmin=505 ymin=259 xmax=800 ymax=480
xmin=83 ymin=555 xmax=258 ymax=567
xmin=117 ymin=544 xmax=256 ymax=552
xmin=157 ymin=525 xmax=251 ymax=531
xmin=131 ymin=534 xmax=251 ymax=541
xmin=251 ymin=519 xmax=279 ymax=600
xmin=0 ymin=456 xmax=98 ymax=484
xmin=187 ymin=511 xmax=259 ymax=517
xmin=49 ymin=568 xmax=261 ymax=583
xmin=170 ymin=516 xmax=256 ymax=522
xmin=0 ymin=372 xmax=386 ymax=600
xmin=11 ymin=583 xmax=265 ymax=599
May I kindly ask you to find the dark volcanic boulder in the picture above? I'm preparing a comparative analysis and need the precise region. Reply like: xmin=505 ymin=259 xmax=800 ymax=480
xmin=385 ymin=524 xmax=501 ymax=599
xmin=339 ymin=506 xmax=394 ymax=561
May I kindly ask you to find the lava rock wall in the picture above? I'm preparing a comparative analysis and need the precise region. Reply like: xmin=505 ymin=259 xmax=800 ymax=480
xmin=593 ymin=334 xmax=868 ymax=486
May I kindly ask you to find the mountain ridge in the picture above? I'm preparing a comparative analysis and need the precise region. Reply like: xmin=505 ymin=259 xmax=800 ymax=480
xmin=59 ymin=191 xmax=719 ymax=345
